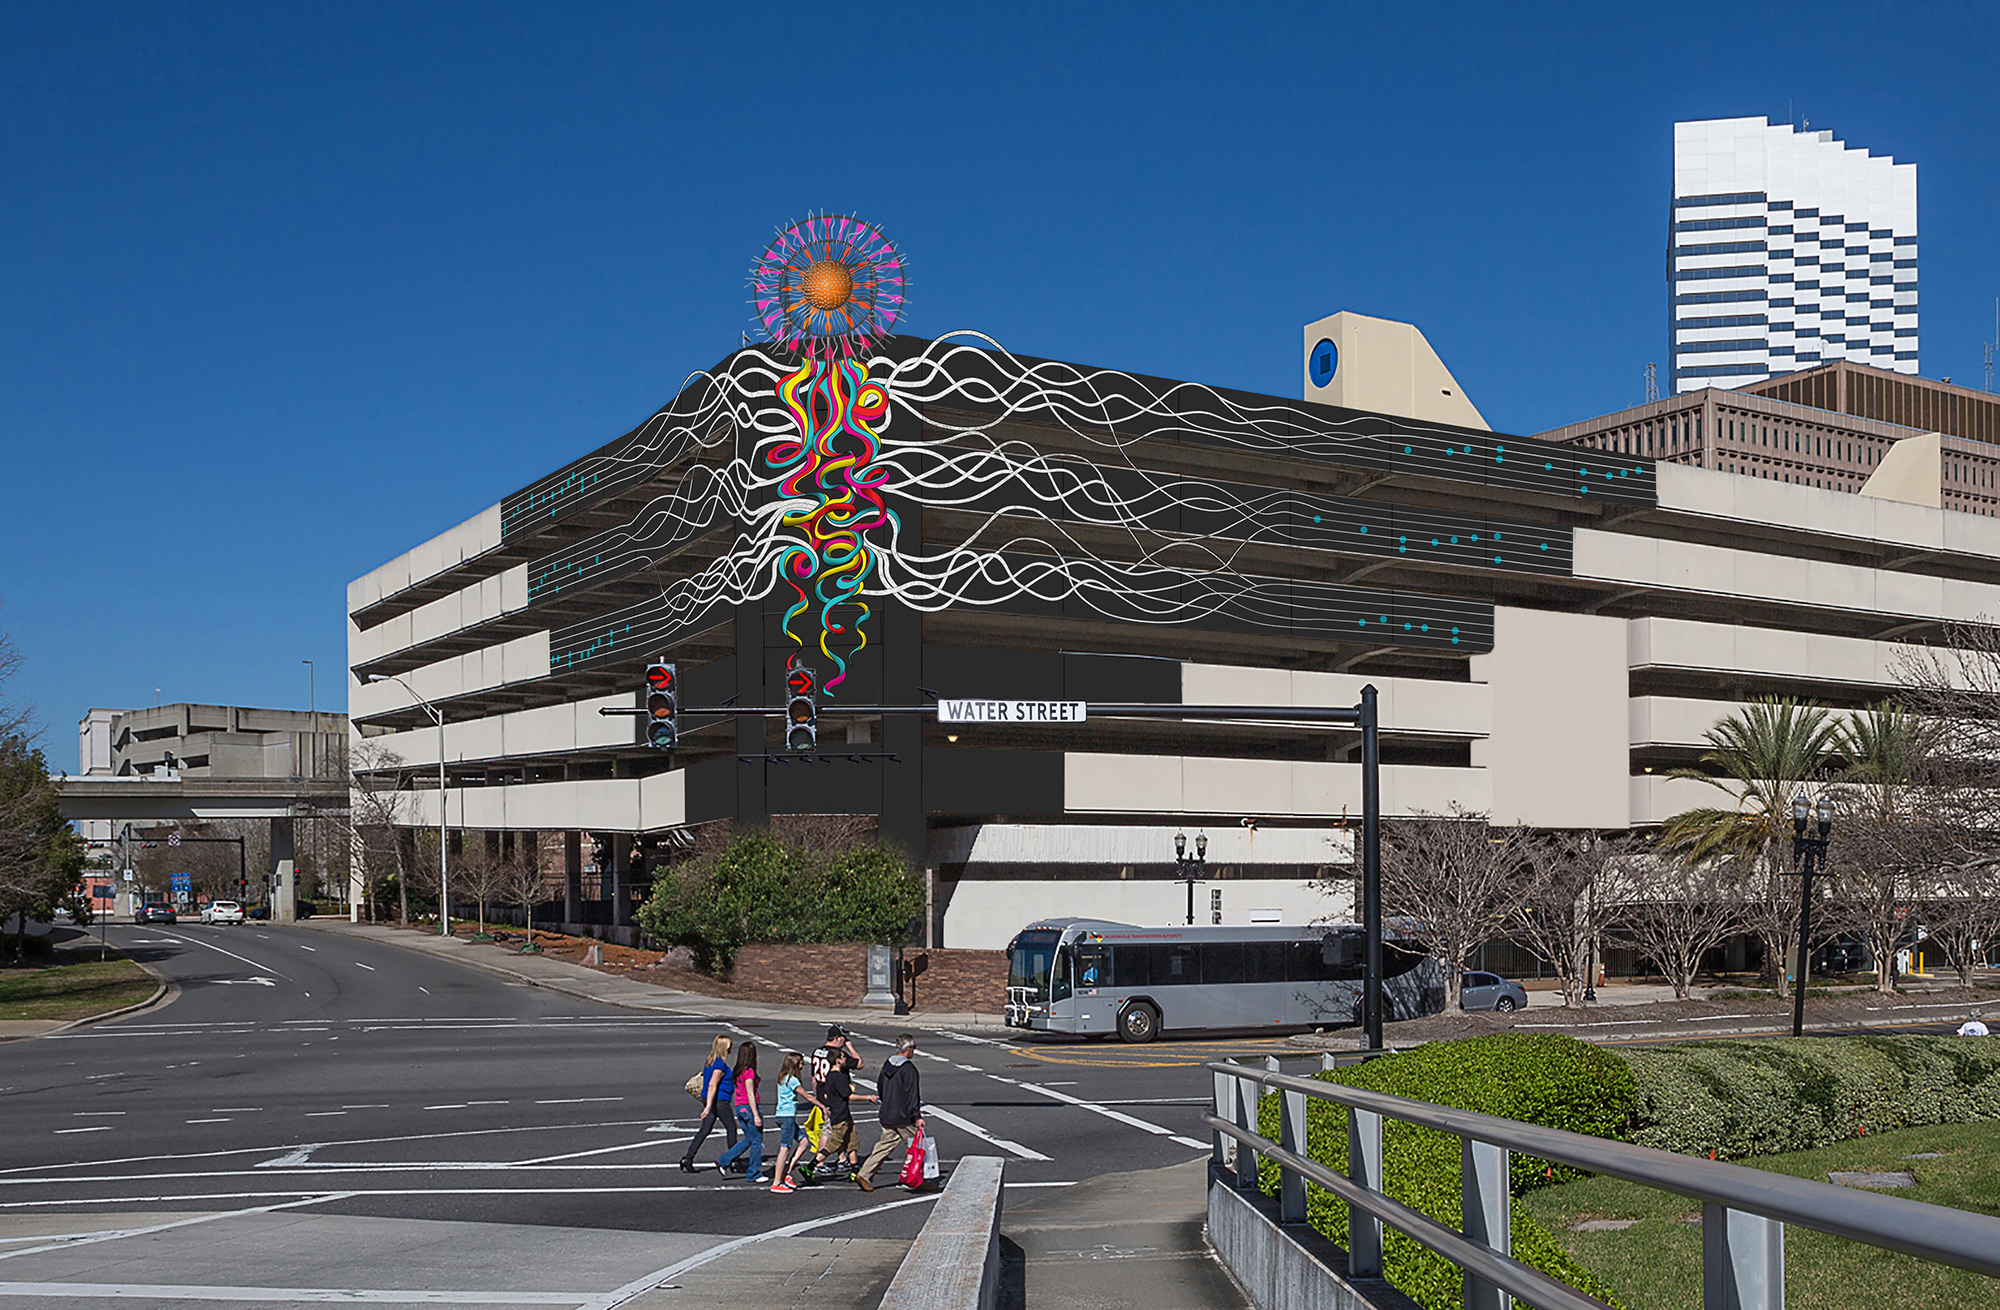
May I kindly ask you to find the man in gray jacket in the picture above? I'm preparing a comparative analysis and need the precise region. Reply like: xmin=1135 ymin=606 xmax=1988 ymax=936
xmin=855 ymin=1033 xmax=926 ymax=1190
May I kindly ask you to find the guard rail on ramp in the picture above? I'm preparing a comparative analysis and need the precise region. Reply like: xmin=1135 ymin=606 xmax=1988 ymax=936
xmin=880 ymin=1155 xmax=1006 ymax=1310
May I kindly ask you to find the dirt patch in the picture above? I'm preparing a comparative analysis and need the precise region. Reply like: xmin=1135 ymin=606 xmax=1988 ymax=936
xmin=381 ymin=923 xmax=814 ymax=1007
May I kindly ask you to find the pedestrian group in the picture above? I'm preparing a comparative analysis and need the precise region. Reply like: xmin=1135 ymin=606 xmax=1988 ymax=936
xmin=678 ymin=1024 xmax=931 ymax=1193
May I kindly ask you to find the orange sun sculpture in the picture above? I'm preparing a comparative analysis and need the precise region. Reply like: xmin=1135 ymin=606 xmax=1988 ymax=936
xmin=750 ymin=214 xmax=907 ymax=358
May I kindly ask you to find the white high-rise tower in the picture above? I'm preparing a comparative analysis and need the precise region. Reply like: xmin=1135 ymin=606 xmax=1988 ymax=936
xmin=1670 ymin=117 xmax=1917 ymax=393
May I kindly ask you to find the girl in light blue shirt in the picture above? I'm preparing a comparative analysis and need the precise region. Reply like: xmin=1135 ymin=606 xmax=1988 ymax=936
xmin=768 ymin=1052 xmax=819 ymax=1193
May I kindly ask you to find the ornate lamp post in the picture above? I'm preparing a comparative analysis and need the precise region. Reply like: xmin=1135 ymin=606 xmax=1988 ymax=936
xmin=1174 ymin=831 xmax=1208 ymax=926
xmin=1789 ymin=795 xmax=1835 ymax=1038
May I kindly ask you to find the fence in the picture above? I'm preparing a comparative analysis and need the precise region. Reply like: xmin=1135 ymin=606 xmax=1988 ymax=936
xmin=1205 ymin=1059 xmax=2000 ymax=1310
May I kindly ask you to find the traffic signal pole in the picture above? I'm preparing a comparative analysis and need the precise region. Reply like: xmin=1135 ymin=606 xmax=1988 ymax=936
xmin=599 ymin=687 xmax=1390 ymax=1048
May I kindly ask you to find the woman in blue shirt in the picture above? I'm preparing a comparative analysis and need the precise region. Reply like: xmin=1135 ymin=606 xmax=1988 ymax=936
xmin=679 ymin=1034 xmax=739 ymax=1172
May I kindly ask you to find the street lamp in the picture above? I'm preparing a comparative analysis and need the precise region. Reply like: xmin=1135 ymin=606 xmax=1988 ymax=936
xmin=368 ymin=673 xmax=451 ymax=938
xmin=1174 ymin=830 xmax=1208 ymax=926
xmin=1788 ymin=794 xmax=1835 ymax=1038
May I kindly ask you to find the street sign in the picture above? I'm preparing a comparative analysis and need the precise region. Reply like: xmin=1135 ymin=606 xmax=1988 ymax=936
xmin=122 ymin=869 xmax=135 ymax=882
xmin=937 ymin=699 xmax=1087 ymax=724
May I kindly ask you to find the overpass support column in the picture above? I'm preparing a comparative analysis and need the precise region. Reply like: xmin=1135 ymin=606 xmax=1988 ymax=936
xmin=269 ymin=817 xmax=297 ymax=922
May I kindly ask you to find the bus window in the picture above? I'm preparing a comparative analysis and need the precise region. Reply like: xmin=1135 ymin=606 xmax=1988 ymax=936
xmin=1051 ymin=946 xmax=1072 ymax=1001
xmin=1243 ymin=941 xmax=1288 ymax=984
xmin=1201 ymin=941 xmax=1245 ymax=985
xmin=1110 ymin=944 xmax=1151 ymax=986
xmin=1163 ymin=943 xmax=1200 ymax=985
xmin=1076 ymin=943 xmax=1111 ymax=988
xmin=1009 ymin=931 xmax=1059 ymax=998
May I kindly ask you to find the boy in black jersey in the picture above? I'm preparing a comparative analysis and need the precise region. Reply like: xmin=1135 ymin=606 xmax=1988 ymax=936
xmin=795 ymin=1026 xmax=872 ymax=1185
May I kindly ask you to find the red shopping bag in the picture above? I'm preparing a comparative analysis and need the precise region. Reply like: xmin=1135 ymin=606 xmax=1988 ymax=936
xmin=899 ymin=1135 xmax=927 ymax=1189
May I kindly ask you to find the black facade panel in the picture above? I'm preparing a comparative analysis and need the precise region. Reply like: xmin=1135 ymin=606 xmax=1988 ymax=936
xmin=924 ymin=748 xmax=1064 ymax=817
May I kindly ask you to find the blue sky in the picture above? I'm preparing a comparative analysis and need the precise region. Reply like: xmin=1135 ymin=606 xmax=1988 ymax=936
xmin=3 ymin=2 xmax=1996 ymax=752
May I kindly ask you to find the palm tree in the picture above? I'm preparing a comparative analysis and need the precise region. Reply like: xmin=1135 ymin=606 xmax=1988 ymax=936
xmin=1659 ymin=697 xmax=1840 ymax=997
xmin=1834 ymin=703 xmax=1929 ymax=991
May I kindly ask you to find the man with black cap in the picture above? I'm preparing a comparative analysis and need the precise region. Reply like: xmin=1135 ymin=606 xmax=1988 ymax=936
xmin=794 ymin=1025 xmax=872 ymax=1186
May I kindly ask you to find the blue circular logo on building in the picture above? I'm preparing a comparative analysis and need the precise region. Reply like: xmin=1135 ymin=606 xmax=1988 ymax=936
xmin=1309 ymin=338 xmax=1338 ymax=388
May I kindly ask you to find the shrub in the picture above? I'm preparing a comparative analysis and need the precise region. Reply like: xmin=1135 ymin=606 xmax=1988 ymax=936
xmin=634 ymin=831 xmax=921 ymax=970
xmin=1257 ymin=1035 xmax=1632 ymax=1310
xmin=1620 ymin=1036 xmax=2000 ymax=1159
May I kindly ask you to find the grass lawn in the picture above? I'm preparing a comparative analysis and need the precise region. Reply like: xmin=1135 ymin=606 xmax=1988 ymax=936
xmin=0 ymin=952 xmax=158 ymax=1022
xmin=1521 ymin=1121 xmax=2000 ymax=1310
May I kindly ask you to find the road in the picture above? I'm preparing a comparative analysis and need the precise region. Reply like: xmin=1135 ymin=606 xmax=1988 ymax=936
xmin=0 ymin=922 xmax=1298 ymax=1309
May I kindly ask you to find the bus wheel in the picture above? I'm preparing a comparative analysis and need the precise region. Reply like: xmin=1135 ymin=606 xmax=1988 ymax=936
xmin=1118 ymin=1002 xmax=1160 ymax=1044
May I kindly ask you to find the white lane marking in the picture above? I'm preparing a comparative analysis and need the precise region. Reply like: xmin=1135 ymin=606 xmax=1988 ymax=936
xmin=256 ymin=1146 xmax=319 ymax=1168
xmin=1169 ymin=1135 xmax=1209 ymax=1150
xmin=1 ymin=1186 xmax=915 ymax=1209
xmin=353 ymin=963 xmax=376 ymax=972
xmin=575 ymin=1193 xmax=939 ymax=1310
xmin=0 ymin=1118 xmax=680 ymax=1176
xmin=210 ymin=1108 xmax=260 ymax=1113
xmin=4 ymin=1162 xmax=717 ymax=1186
xmin=145 ymin=930 xmax=291 ymax=981
xmin=342 ymin=1105 xmax=389 ymax=1109
xmin=1008 ymin=1181 xmax=1080 ymax=1187
xmin=0 ymin=1193 xmax=353 ymax=1262
xmin=0 ymin=1282 xmax=579 ymax=1302
xmin=852 ymin=1076 xmax=1049 ymax=1162
xmin=1017 ymin=1082 xmax=1173 ymax=1136
xmin=515 ymin=1139 xmax=687 ymax=1165
xmin=298 ymin=945 xmax=317 ymax=951
xmin=424 ymin=1104 xmax=469 ymax=1111
xmin=467 ymin=1100 xmax=509 ymax=1106
xmin=185 ymin=1119 xmax=231 ymax=1125
xmin=954 ymin=1063 xmax=981 ymax=1072
xmin=305 ymin=1112 xmax=346 ymax=1118
xmin=535 ymin=1098 xmax=623 ymax=1105
xmin=53 ymin=1128 xmax=110 ymax=1136
xmin=418 ymin=987 xmax=429 ymax=995
xmin=71 ymin=1112 xmax=125 ymax=1117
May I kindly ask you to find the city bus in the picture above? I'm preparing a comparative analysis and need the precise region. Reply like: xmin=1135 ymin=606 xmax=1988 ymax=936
xmin=1003 ymin=918 xmax=1446 ymax=1042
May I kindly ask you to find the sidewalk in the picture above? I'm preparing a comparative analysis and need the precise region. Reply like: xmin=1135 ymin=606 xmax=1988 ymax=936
xmin=1002 ymin=1158 xmax=1250 ymax=1310
xmin=288 ymin=919 xmax=1010 ymax=1031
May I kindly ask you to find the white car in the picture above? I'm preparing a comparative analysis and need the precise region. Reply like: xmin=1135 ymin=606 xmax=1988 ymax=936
xmin=201 ymin=900 xmax=244 ymax=925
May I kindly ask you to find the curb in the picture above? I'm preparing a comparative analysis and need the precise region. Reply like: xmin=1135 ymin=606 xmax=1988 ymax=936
xmin=290 ymin=920 xmax=1013 ymax=1033
xmin=2 ymin=950 xmax=180 ymax=1042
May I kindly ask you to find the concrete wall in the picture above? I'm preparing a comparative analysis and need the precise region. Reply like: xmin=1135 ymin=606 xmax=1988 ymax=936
xmin=1301 ymin=311 xmax=1489 ymax=431
xmin=942 ymin=878 xmax=1353 ymax=950
xmin=346 ymin=504 xmax=503 ymax=615
xmin=1468 ymin=606 xmax=1628 ymax=830
xmin=1064 ymin=755 xmax=1485 ymax=818
xmin=399 ymin=771 xmax=685 ymax=833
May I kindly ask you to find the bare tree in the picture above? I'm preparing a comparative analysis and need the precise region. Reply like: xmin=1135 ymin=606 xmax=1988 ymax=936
xmin=1377 ymin=804 xmax=1533 ymax=1007
xmin=451 ymin=840 xmax=517 ymax=939
xmin=343 ymin=739 xmax=410 ymax=924
xmin=502 ymin=854 xmax=549 ymax=952
xmin=1608 ymin=850 xmax=1755 ymax=1000
xmin=1513 ymin=833 xmax=1622 ymax=1007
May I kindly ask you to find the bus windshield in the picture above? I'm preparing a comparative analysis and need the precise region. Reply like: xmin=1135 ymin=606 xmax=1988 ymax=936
xmin=1008 ymin=930 xmax=1061 ymax=998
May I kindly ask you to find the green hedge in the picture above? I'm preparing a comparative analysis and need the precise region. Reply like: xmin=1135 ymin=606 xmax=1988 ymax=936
xmin=633 ymin=832 xmax=921 ymax=970
xmin=1257 ymin=1035 xmax=1631 ymax=1310
xmin=1620 ymin=1035 xmax=2000 ymax=1159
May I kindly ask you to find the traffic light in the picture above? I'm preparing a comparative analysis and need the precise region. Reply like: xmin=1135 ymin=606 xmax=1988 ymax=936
xmin=785 ymin=657 xmax=817 ymax=752
xmin=644 ymin=662 xmax=678 ymax=750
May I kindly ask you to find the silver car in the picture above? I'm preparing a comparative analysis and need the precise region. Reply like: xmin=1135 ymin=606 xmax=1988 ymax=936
xmin=1459 ymin=971 xmax=1528 ymax=1013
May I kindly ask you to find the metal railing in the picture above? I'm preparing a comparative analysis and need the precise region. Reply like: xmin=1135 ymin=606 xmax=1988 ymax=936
xmin=1206 ymin=1059 xmax=2000 ymax=1310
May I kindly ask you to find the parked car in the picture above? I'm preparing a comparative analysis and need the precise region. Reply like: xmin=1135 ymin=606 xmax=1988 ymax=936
xmin=246 ymin=904 xmax=270 ymax=921
xmin=135 ymin=903 xmax=176 ymax=925
xmin=201 ymin=900 xmax=244 ymax=925
xmin=1458 ymin=971 xmax=1529 ymax=1013
xmin=1814 ymin=940 xmax=1869 ymax=975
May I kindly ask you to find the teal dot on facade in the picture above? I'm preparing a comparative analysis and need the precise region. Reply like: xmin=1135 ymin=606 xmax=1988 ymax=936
xmin=1313 ymin=515 xmax=1322 ymax=523
xmin=1403 ymin=622 xmax=1412 ymax=631
xmin=1496 ymin=455 xmax=1504 ymax=463
xmin=1539 ymin=542 xmax=1549 ymax=551
xmin=1404 ymin=445 xmax=1412 ymax=454
xmin=1544 ymin=462 xmax=1553 ymax=471
xmin=1471 ymin=534 xmax=1479 ymax=541
xmin=1379 ymin=615 xmax=1389 ymax=624
xmin=1398 ymin=545 xmax=1406 ymax=554
xmin=1357 ymin=618 xmax=1366 ymax=627
xmin=1452 ymin=636 xmax=1460 ymax=645
xmin=1420 ymin=624 xmax=1430 ymax=632
xmin=1358 ymin=525 xmax=1368 ymax=533
xmin=1450 ymin=536 xmax=1459 ymax=544
xmin=1432 ymin=538 xmax=1440 ymax=546
xmin=1581 ymin=485 xmax=1590 ymax=494
xmin=1494 ymin=532 xmax=1503 ymax=540
xmin=1399 ymin=535 xmax=1407 ymax=543
xmin=1494 ymin=555 xmax=1503 ymax=564
xmin=1451 ymin=627 xmax=1460 ymax=635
